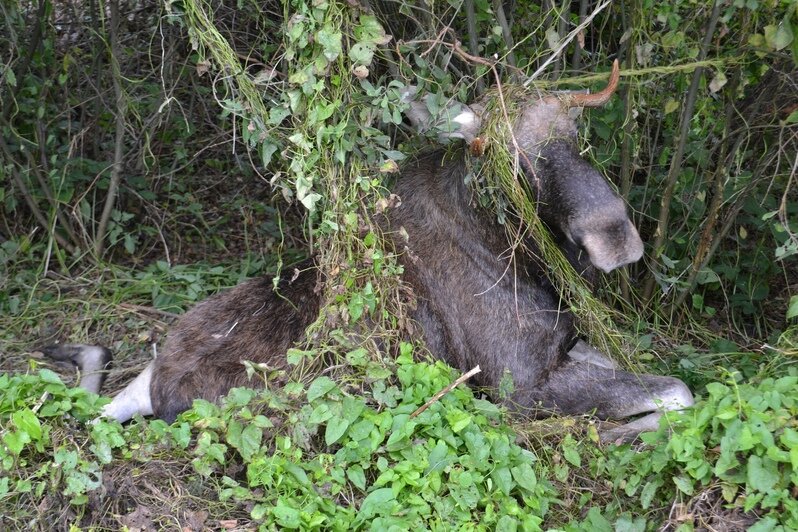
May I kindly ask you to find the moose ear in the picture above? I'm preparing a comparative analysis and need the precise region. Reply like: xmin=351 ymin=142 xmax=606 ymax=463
xmin=401 ymin=85 xmax=481 ymax=143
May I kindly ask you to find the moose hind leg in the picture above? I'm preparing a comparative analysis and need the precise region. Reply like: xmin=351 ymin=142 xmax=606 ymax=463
xmin=101 ymin=362 xmax=155 ymax=423
xmin=538 ymin=359 xmax=693 ymax=444
xmin=41 ymin=344 xmax=112 ymax=394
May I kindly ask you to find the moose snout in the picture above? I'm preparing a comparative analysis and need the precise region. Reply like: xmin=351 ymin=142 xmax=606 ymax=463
xmin=570 ymin=216 xmax=644 ymax=273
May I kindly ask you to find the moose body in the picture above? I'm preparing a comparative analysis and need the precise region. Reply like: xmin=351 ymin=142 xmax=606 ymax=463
xmin=46 ymin=62 xmax=693 ymax=442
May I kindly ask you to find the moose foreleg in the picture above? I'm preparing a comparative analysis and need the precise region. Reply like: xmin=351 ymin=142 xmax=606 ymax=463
xmin=535 ymin=359 xmax=694 ymax=444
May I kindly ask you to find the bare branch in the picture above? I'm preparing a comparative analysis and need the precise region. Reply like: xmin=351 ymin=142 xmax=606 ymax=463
xmin=95 ymin=0 xmax=128 ymax=257
xmin=642 ymin=0 xmax=722 ymax=302
xmin=525 ymin=0 xmax=613 ymax=84
xmin=411 ymin=366 xmax=482 ymax=418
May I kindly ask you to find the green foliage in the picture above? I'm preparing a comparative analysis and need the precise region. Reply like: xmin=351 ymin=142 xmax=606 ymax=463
xmin=1 ymin=349 xmax=564 ymax=529
xmin=182 ymin=344 xmax=559 ymax=529
xmin=2 ymin=0 xmax=798 ymax=528
xmin=0 ymin=369 xmax=120 ymax=505
xmin=602 ymin=369 xmax=798 ymax=529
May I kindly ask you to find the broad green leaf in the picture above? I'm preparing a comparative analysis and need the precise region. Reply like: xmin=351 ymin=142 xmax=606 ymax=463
xmin=316 ymin=27 xmax=342 ymax=62
xmin=672 ymin=475 xmax=694 ymax=495
xmin=510 ymin=463 xmax=537 ymax=492
xmin=764 ymin=19 xmax=793 ymax=51
xmin=358 ymin=487 xmax=395 ymax=520
xmin=325 ymin=416 xmax=351 ymax=446
xmin=787 ymin=295 xmax=798 ymax=320
xmin=347 ymin=465 xmax=367 ymax=491
xmin=747 ymin=455 xmax=779 ymax=493
xmin=272 ymin=500 xmax=301 ymax=529
xmin=3 ymin=431 xmax=29 ymax=455
xmin=349 ymin=42 xmax=376 ymax=66
xmin=354 ymin=15 xmax=390 ymax=45
xmin=445 ymin=409 xmax=472 ymax=433
xmin=426 ymin=440 xmax=451 ymax=474
xmin=12 ymin=409 xmax=42 ymax=441
xmin=306 ymin=376 xmax=337 ymax=401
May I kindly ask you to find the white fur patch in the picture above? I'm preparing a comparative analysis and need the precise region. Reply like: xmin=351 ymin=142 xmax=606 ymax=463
xmin=100 ymin=362 xmax=154 ymax=422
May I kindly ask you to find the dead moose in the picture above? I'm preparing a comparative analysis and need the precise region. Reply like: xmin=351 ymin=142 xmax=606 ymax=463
xmin=45 ymin=61 xmax=693 ymax=443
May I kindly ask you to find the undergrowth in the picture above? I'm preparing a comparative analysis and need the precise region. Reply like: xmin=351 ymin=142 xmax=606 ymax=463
xmin=2 ymin=342 xmax=798 ymax=530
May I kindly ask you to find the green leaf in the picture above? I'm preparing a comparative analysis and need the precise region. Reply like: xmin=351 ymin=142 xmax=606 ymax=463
xmin=4 ymin=68 xmax=16 ymax=87
xmin=238 ymin=424 xmax=262 ymax=461
xmin=272 ymin=499 xmax=301 ymax=529
xmin=349 ymin=292 xmax=364 ymax=322
xmin=325 ymin=416 xmax=351 ymax=446
xmin=39 ymin=369 xmax=64 ymax=384
xmin=316 ymin=26 xmax=342 ymax=62
xmin=426 ymin=440 xmax=451 ymax=474
xmin=260 ymin=142 xmax=278 ymax=168
xmin=584 ymin=507 xmax=612 ymax=532
xmin=354 ymin=15 xmax=390 ymax=45
xmin=342 ymin=396 xmax=365 ymax=423
xmin=445 ymin=409 xmax=472 ymax=433
xmin=307 ymin=376 xmax=337 ymax=401
xmin=511 ymin=463 xmax=537 ymax=492
xmin=2 ymin=431 xmax=29 ymax=455
xmin=283 ymin=462 xmax=311 ymax=487
xmin=764 ymin=19 xmax=794 ymax=51
xmin=492 ymin=466 xmax=514 ymax=495
xmin=12 ymin=409 xmax=42 ymax=441
xmin=358 ymin=487 xmax=395 ymax=520
xmin=472 ymin=398 xmax=501 ymax=419
xmin=787 ymin=295 xmax=798 ymax=320
xmin=309 ymin=403 xmax=333 ymax=424
xmin=349 ymin=42 xmax=376 ymax=66
xmin=640 ymin=479 xmax=662 ymax=509
xmin=747 ymin=455 xmax=779 ymax=493
xmin=347 ymin=464 xmax=367 ymax=491
xmin=672 ymin=475 xmax=694 ymax=495
xmin=561 ymin=436 xmax=581 ymax=467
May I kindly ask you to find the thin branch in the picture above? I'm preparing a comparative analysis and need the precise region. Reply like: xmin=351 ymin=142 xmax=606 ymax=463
xmin=492 ymin=0 xmax=517 ymax=71
xmin=671 ymin=68 xmax=742 ymax=311
xmin=95 ymin=0 xmax=128 ymax=257
xmin=465 ymin=0 xmax=486 ymax=94
xmin=29 ymin=120 xmax=82 ymax=249
xmin=525 ymin=0 xmax=613 ymax=84
xmin=570 ymin=0 xmax=589 ymax=71
xmin=642 ymin=0 xmax=722 ymax=303
xmin=411 ymin=366 xmax=482 ymax=418
xmin=618 ymin=1 xmax=636 ymax=303
xmin=1 ymin=0 xmax=47 ymax=122
xmin=0 ymin=135 xmax=75 ymax=253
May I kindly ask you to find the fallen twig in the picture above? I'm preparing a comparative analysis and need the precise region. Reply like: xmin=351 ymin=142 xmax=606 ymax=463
xmin=410 ymin=365 xmax=482 ymax=418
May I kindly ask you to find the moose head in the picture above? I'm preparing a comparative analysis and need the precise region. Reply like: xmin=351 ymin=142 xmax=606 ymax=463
xmin=402 ymin=60 xmax=644 ymax=274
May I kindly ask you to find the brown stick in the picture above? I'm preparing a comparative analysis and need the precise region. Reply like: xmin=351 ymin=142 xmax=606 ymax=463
xmin=410 ymin=365 xmax=482 ymax=418
xmin=95 ymin=0 xmax=127 ymax=257
xmin=1 ymin=0 xmax=47 ymax=122
xmin=465 ymin=0 xmax=486 ymax=94
xmin=492 ymin=0 xmax=517 ymax=70
xmin=671 ymin=69 xmax=742 ymax=311
xmin=0 ymin=135 xmax=75 ymax=252
xmin=642 ymin=0 xmax=722 ymax=303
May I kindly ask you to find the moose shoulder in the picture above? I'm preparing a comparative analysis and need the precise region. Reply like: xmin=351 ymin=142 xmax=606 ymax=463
xmin=45 ymin=61 xmax=692 ymax=443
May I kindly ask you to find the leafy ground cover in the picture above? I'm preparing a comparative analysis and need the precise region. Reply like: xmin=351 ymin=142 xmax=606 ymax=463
xmin=2 ymin=332 xmax=796 ymax=530
xmin=2 ymin=0 xmax=797 ymax=529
